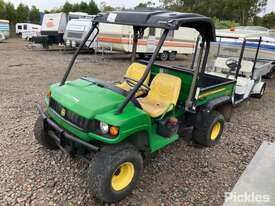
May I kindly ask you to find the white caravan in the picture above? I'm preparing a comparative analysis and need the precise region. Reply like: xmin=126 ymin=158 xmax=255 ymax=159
xmin=207 ymin=32 xmax=272 ymax=104
xmin=0 ymin=20 xmax=10 ymax=40
xmin=96 ymin=23 xmax=199 ymax=60
xmin=63 ymin=16 xmax=95 ymax=48
xmin=32 ymin=13 xmax=67 ymax=47
xmin=16 ymin=23 xmax=41 ymax=37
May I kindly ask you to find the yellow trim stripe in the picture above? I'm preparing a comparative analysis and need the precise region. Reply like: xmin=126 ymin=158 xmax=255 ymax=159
xmin=198 ymin=88 xmax=226 ymax=99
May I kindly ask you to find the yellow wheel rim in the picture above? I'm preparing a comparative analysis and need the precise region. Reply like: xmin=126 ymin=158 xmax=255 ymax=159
xmin=111 ymin=162 xmax=135 ymax=191
xmin=210 ymin=121 xmax=221 ymax=141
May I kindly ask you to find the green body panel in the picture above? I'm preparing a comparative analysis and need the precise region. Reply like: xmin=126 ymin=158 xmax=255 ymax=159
xmin=196 ymin=83 xmax=235 ymax=106
xmin=48 ymin=79 xmax=151 ymax=143
xmin=149 ymin=124 xmax=179 ymax=152
xmin=45 ymin=64 xmax=235 ymax=153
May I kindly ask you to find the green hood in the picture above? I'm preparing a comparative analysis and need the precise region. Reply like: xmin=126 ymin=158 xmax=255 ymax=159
xmin=50 ymin=79 xmax=126 ymax=119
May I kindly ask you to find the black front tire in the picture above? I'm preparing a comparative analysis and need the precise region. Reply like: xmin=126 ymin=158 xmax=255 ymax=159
xmin=88 ymin=143 xmax=143 ymax=203
xmin=192 ymin=111 xmax=225 ymax=147
xmin=34 ymin=116 xmax=58 ymax=150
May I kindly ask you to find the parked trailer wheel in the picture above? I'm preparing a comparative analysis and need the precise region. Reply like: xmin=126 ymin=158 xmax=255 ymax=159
xmin=168 ymin=51 xmax=177 ymax=61
xmin=159 ymin=51 xmax=169 ymax=61
xmin=192 ymin=111 xmax=225 ymax=147
xmin=33 ymin=116 xmax=58 ymax=150
xmin=88 ymin=143 xmax=143 ymax=203
xmin=252 ymin=82 xmax=266 ymax=99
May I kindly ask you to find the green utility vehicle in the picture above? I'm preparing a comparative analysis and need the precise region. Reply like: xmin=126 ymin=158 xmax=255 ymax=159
xmin=34 ymin=10 xmax=236 ymax=202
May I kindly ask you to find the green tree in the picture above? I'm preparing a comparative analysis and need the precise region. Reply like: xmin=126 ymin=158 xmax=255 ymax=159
xmin=79 ymin=1 xmax=89 ymax=13
xmin=16 ymin=3 xmax=29 ymax=22
xmin=262 ymin=12 xmax=275 ymax=28
xmin=135 ymin=1 xmax=156 ymax=9
xmin=29 ymin=5 xmax=40 ymax=24
xmin=87 ymin=0 xmax=100 ymax=14
xmin=0 ymin=0 xmax=5 ymax=19
xmin=62 ymin=2 xmax=73 ymax=13
xmin=72 ymin=3 xmax=80 ymax=12
xmin=5 ymin=2 xmax=16 ymax=24
xmin=160 ymin=0 xmax=267 ymax=25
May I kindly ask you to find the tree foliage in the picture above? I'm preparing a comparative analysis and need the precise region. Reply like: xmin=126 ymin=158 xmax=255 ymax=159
xmin=16 ymin=3 xmax=29 ymax=23
xmin=161 ymin=0 xmax=268 ymax=25
xmin=60 ymin=1 xmax=99 ymax=14
xmin=262 ymin=12 xmax=275 ymax=28
xmin=135 ymin=1 xmax=156 ymax=9
xmin=29 ymin=6 xmax=40 ymax=24
xmin=4 ymin=2 xmax=16 ymax=24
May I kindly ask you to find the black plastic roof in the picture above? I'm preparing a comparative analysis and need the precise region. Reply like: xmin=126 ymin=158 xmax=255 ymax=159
xmin=94 ymin=10 xmax=216 ymax=41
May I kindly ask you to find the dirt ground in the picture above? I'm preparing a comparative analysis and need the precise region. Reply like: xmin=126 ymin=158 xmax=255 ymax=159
xmin=0 ymin=38 xmax=275 ymax=206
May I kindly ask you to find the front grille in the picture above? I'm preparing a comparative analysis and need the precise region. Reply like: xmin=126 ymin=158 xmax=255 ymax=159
xmin=67 ymin=32 xmax=83 ymax=39
xmin=49 ymin=98 xmax=98 ymax=132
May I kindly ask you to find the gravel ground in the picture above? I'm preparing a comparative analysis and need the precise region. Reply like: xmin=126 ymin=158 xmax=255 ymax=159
xmin=0 ymin=39 xmax=275 ymax=206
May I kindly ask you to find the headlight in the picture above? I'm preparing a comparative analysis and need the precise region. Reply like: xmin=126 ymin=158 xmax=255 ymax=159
xmin=99 ymin=121 xmax=109 ymax=134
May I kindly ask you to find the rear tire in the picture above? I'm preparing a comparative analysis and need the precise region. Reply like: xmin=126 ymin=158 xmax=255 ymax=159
xmin=88 ymin=143 xmax=143 ymax=203
xmin=159 ymin=51 xmax=169 ymax=61
xmin=252 ymin=83 xmax=266 ymax=99
xmin=266 ymin=70 xmax=274 ymax=79
xmin=34 ymin=116 xmax=58 ymax=150
xmin=192 ymin=111 xmax=225 ymax=147
xmin=168 ymin=51 xmax=177 ymax=61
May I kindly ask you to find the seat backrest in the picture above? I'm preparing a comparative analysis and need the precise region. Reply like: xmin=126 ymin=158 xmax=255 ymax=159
xmin=239 ymin=60 xmax=253 ymax=77
xmin=148 ymin=73 xmax=181 ymax=105
xmin=126 ymin=63 xmax=150 ymax=85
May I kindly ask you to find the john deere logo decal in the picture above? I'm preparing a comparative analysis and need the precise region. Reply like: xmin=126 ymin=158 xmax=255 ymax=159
xmin=60 ymin=108 xmax=66 ymax=117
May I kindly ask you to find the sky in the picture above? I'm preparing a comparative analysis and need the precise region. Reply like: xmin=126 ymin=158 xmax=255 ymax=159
xmin=4 ymin=0 xmax=275 ymax=14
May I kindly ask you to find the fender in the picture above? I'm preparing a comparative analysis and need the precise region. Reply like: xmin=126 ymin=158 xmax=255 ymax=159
xmin=203 ymin=96 xmax=231 ymax=111
xmin=186 ymin=96 xmax=232 ymax=127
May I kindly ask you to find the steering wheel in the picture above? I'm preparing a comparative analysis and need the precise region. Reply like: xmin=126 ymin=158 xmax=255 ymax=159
xmin=225 ymin=58 xmax=239 ymax=78
xmin=124 ymin=76 xmax=150 ymax=92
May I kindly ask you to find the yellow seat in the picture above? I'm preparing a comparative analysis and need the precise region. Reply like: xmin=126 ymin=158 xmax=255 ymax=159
xmin=137 ymin=73 xmax=181 ymax=118
xmin=116 ymin=63 xmax=150 ymax=97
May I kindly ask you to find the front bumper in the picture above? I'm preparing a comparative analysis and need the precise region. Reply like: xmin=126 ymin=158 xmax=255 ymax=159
xmin=37 ymin=104 xmax=99 ymax=152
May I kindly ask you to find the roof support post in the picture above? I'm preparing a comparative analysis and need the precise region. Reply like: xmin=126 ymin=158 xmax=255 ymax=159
xmin=251 ymin=37 xmax=262 ymax=79
xmin=235 ymin=38 xmax=246 ymax=79
xmin=185 ymin=39 xmax=206 ymax=111
xmin=60 ymin=22 xmax=99 ymax=86
xmin=131 ymin=27 xmax=139 ymax=62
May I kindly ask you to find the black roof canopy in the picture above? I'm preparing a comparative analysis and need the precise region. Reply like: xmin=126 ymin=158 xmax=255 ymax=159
xmin=94 ymin=10 xmax=216 ymax=41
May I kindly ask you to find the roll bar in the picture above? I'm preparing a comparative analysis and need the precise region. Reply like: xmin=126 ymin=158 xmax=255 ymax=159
xmin=59 ymin=20 xmax=212 ymax=114
xmin=60 ymin=22 xmax=99 ymax=86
